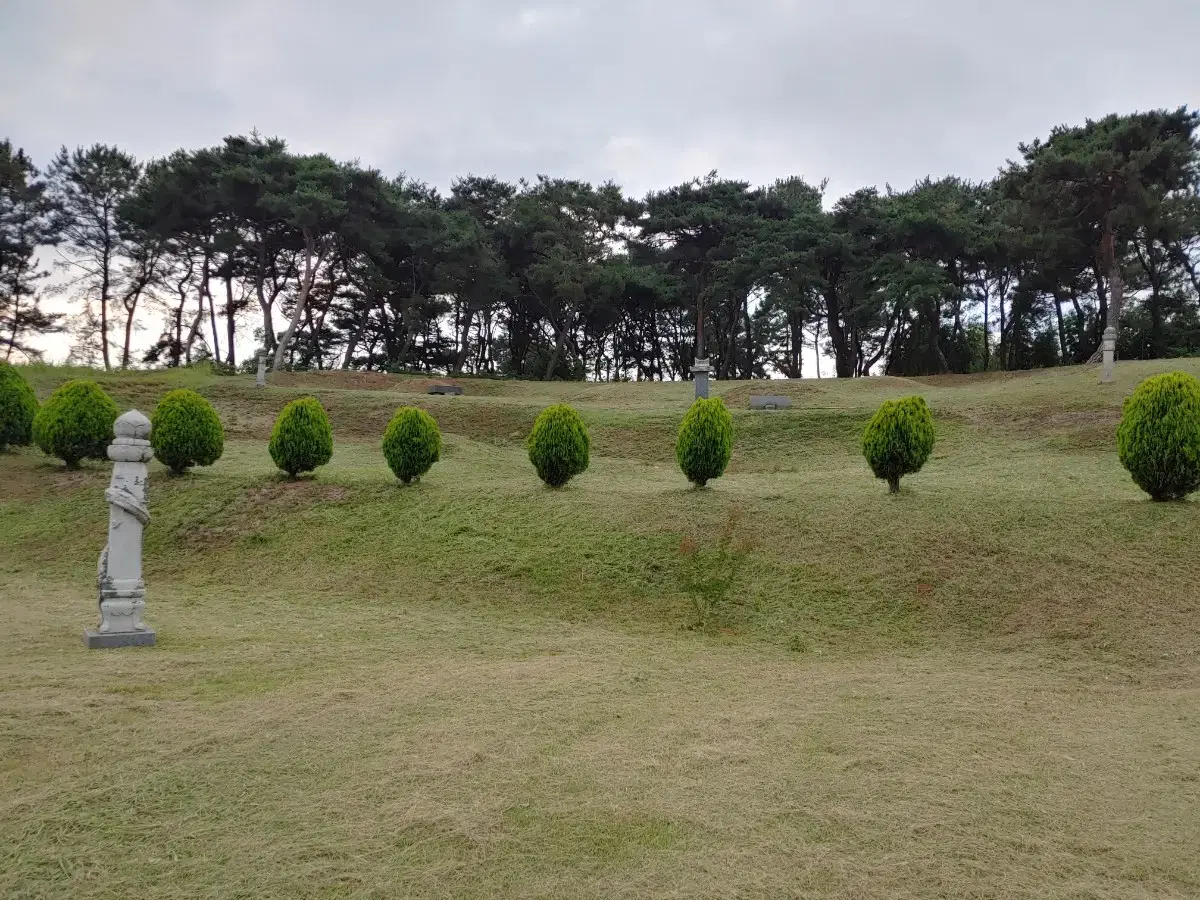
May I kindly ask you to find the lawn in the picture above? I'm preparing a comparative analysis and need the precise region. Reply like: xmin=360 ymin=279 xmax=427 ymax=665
xmin=2 ymin=360 xmax=1198 ymax=899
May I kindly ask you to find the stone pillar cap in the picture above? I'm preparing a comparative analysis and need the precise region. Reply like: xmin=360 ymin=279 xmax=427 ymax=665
xmin=114 ymin=410 xmax=151 ymax=440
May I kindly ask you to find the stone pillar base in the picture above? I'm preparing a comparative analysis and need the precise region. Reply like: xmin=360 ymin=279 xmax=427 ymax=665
xmin=1100 ymin=326 xmax=1117 ymax=383
xmin=83 ymin=628 xmax=156 ymax=649
xmin=692 ymin=358 xmax=712 ymax=400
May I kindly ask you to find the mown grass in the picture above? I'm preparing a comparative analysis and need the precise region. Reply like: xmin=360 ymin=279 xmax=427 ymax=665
xmin=2 ymin=359 xmax=1199 ymax=898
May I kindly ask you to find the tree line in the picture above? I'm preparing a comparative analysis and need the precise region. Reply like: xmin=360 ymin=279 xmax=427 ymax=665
xmin=2 ymin=107 xmax=1198 ymax=380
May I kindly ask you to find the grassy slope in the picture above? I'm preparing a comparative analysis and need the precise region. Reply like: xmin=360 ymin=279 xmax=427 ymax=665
xmin=2 ymin=361 xmax=1199 ymax=899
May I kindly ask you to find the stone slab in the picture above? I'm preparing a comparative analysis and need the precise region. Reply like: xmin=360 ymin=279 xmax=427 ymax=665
xmin=750 ymin=395 xmax=792 ymax=410
xmin=83 ymin=628 xmax=156 ymax=649
xmin=427 ymin=384 xmax=463 ymax=395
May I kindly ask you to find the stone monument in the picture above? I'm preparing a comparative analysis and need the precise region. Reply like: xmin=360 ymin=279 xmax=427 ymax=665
xmin=255 ymin=348 xmax=268 ymax=387
xmin=750 ymin=395 xmax=792 ymax=410
xmin=691 ymin=358 xmax=711 ymax=400
xmin=1101 ymin=326 xmax=1117 ymax=383
xmin=84 ymin=410 xmax=156 ymax=649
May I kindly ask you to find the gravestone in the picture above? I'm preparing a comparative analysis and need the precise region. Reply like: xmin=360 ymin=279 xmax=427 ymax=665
xmin=255 ymin=348 xmax=268 ymax=387
xmin=84 ymin=410 xmax=156 ymax=649
xmin=1101 ymin=326 xmax=1117 ymax=383
xmin=427 ymin=384 xmax=463 ymax=396
xmin=750 ymin=395 xmax=792 ymax=410
xmin=691 ymin=358 xmax=711 ymax=400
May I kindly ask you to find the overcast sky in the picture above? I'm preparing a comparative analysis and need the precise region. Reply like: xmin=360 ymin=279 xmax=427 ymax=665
xmin=4 ymin=0 xmax=1198 ymax=199
xmin=2 ymin=0 xmax=1198 ymax=362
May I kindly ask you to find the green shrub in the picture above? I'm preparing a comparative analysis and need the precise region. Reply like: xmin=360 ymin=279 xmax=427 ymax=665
xmin=527 ymin=404 xmax=589 ymax=488
xmin=32 ymin=380 xmax=119 ymax=469
xmin=861 ymin=395 xmax=936 ymax=493
xmin=151 ymin=388 xmax=225 ymax=475
xmin=0 ymin=361 xmax=38 ymax=451
xmin=676 ymin=397 xmax=734 ymax=487
xmin=1117 ymin=371 xmax=1200 ymax=501
xmin=382 ymin=406 xmax=442 ymax=484
xmin=268 ymin=396 xmax=333 ymax=477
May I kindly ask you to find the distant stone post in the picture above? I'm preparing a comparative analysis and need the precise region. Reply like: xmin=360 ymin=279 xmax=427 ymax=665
xmin=84 ymin=410 xmax=155 ymax=649
xmin=255 ymin=348 xmax=268 ymax=387
xmin=691 ymin=358 xmax=711 ymax=400
xmin=1101 ymin=326 xmax=1117 ymax=383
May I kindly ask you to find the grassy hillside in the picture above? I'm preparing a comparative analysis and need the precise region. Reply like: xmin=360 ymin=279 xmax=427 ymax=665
xmin=2 ymin=361 xmax=1199 ymax=899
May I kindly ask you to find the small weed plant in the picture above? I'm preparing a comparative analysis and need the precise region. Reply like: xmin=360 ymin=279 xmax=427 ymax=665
xmin=677 ymin=505 xmax=754 ymax=629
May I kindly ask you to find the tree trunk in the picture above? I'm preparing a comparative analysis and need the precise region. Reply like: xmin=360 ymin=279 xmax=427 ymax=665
xmin=451 ymin=298 xmax=465 ymax=373
xmin=171 ymin=298 xmax=185 ymax=367
xmin=313 ymin=300 xmax=330 ymax=369
xmin=824 ymin=288 xmax=854 ymax=378
xmin=225 ymin=276 xmax=237 ymax=366
xmin=273 ymin=232 xmax=325 ymax=372
xmin=341 ymin=312 xmax=369 ymax=370
xmin=887 ymin=475 xmax=900 ymax=493
xmin=454 ymin=308 xmax=474 ymax=374
xmin=99 ymin=245 xmax=112 ymax=371
xmin=1130 ymin=240 xmax=1162 ymax=357
xmin=545 ymin=316 xmax=568 ymax=380
xmin=789 ymin=310 xmax=803 ymax=378
xmin=741 ymin=295 xmax=753 ymax=378
xmin=121 ymin=300 xmax=136 ymax=368
xmin=1105 ymin=226 xmax=1123 ymax=335
xmin=207 ymin=283 xmax=220 ymax=364
xmin=5 ymin=270 xmax=21 ymax=361
xmin=813 ymin=318 xmax=822 ymax=379
xmin=198 ymin=252 xmax=220 ymax=364
xmin=1052 ymin=291 xmax=1068 ymax=364
xmin=184 ymin=301 xmax=204 ymax=364
xmin=396 ymin=301 xmax=418 ymax=369
xmin=255 ymin=240 xmax=277 ymax=353
xmin=168 ymin=257 xmax=195 ymax=367
xmin=1084 ymin=222 xmax=1117 ymax=366
xmin=925 ymin=297 xmax=949 ymax=374
xmin=998 ymin=290 xmax=1008 ymax=370
xmin=862 ymin=300 xmax=903 ymax=377
xmin=982 ymin=285 xmax=990 ymax=370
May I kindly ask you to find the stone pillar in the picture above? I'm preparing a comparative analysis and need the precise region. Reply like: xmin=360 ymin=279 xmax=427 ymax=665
xmin=84 ymin=410 xmax=156 ymax=649
xmin=255 ymin=348 xmax=268 ymax=387
xmin=691 ymin=358 xmax=712 ymax=400
xmin=1101 ymin=326 xmax=1117 ymax=383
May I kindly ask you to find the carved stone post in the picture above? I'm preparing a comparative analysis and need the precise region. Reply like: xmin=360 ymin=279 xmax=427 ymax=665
xmin=255 ymin=348 xmax=268 ymax=387
xmin=691 ymin=358 xmax=711 ymax=400
xmin=1101 ymin=326 xmax=1117 ymax=383
xmin=84 ymin=410 xmax=155 ymax=649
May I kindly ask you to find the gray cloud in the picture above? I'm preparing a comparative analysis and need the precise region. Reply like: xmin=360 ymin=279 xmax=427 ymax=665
xmin=2 ymin=0 xmax=1198 ymax=202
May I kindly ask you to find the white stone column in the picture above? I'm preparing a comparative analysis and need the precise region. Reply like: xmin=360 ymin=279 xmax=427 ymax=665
xmin=691 ymin=358 xmax=712 ymax=400
xmin=1101 ymin=326 xmax=1117 ymax=383
xmin=255 ymin=348 xmax=268 ymax=387
xmin=84 ymin=410 xmax=156 ymax=649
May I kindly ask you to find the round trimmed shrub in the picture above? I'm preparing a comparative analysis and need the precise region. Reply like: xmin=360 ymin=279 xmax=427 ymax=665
xmin=1117 ymin=371 xmax=1200 ymax=501
xmin=32 ymin=380 xmax=119 ymax=469
xmin=268 ymin=396 xmax=333 ymax=477
xmin=676 ymin=397 xmax=734 ymax=488
xmin=862 ymin=395 xmax=935 ymax=493
xmin=527 ymin=404 xmax=589 ymax=488
xmin=382 ymin=406 xmax=442 ymax=484
xmin=0 ymin=361 xmax=38 ymax=451
xmin=151 ymin=388 xmax=225 ymax=475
